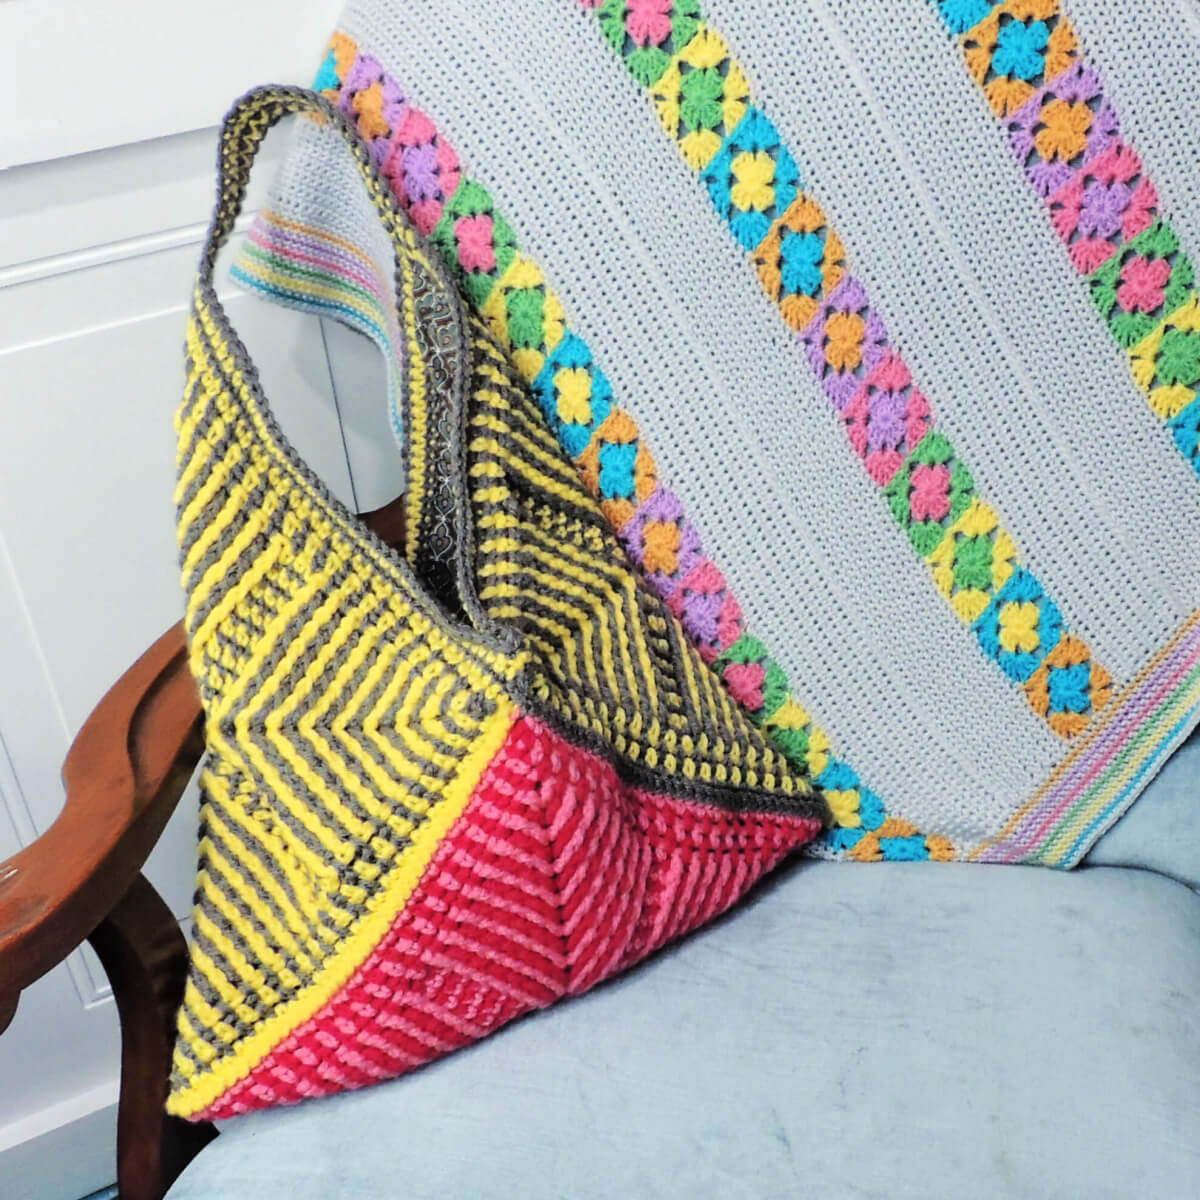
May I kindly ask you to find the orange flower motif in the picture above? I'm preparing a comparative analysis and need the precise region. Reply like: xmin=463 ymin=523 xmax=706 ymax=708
xmin=641 ymin=521 xmax=682 ymax=574
xmin=824 ymin=312 xmax=866 ymax=371
xmin=351 ymin=81 xmax=390 ymax=142
xmin=1033 ymin=98 xmax=1092 ymax=162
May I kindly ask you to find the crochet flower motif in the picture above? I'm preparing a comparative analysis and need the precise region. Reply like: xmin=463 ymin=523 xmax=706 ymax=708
xmin=454 ymin=214 xmax=497 ymax=273
xmin=622 ymin=487 xmax=702 ymax=586
xmin=1024 ymin=635 xmax=1111 ymax=737
xmin=974 ymin=568 xmax=1063 ymax=683
xmin=780 ymin=229 xmax=825 ymax=297
xmin=938 ymin=0 xmax=996 ymax=35
xmin=1046 ymin=661 xmax=1092 ymax=712
xmin=715 ymin=635 xmax=790 ymax=722
xmin=640 ymin=520 xmax=683 ymax=575
xmin=1157 ymin=329 xmax=1200 ymax=389
xmin=679 ymin=66 xmax=725 ymax=133
xmin=730 ymin=151 xmax=777 ymax=212
xmin=998 ymin=600 xmax=1041 ymax=653
xmin=553 ymin=367 xmax=595 ymax=425
xmin=627 ymin=0 xmax=673 ymax=46
xmin=1116 ymin=255 xmax=1170 ymax=314
xmin=824 ymin=312 xmax=865 ymax=371
xmin=723 ymin=661 xmax=766 ymax=711
xmin=1033 ymin=98 xmax=1092 ymax=162
xmin=909 ymin=463 xmax=952 ymax=522
xmin=1078 ymin=179 xmax=1130 ymax=240
xmin=929 ymin=501 xmax=1017 ymax=622
xmin=992 ymin=19 xmax=1050 ymax=82
xmin=667 ymin=560 xmax=739 ymax=658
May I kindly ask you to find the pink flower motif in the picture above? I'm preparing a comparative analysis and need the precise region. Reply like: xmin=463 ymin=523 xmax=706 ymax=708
xmin=456 ymin=214 xmax=497 ymax=273
xmin=716 ymin=591 xmax=744 ymax=652
xmin=627 ymin=0 xmax=673 ymax=47
xmin=396 ymin=107 xmax=436 ymax=148
xmin=1116 ymin=255 xmax=1171 ymax=313
xmin=909 ymin=463 xmax=951 ymax=523
xmin=723 ymin=661 xmax=766 ymax=711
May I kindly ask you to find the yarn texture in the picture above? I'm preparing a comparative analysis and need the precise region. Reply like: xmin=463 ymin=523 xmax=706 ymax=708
xmin=169 ymin=87 xmax=824 ymax=1120
xmin=236 ymin=1 xmax=1200 ymax=866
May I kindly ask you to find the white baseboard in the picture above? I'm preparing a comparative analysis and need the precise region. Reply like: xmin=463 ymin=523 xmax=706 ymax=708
xmin=0 ymin=1080 xmax=117 ymax=1200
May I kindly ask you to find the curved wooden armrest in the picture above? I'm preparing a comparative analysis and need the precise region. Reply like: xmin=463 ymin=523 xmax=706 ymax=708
xmin=0 ymin=622 xmax=201 ymax=1008
xmin=0 ymin=497 xmax=406 ymax=1009
xmin=0 ymin=497 xmax=405 ymax=1200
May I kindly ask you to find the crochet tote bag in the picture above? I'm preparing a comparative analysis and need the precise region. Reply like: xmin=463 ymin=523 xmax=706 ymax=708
xmin=167 ymin=86 xmax=826 ymax=1121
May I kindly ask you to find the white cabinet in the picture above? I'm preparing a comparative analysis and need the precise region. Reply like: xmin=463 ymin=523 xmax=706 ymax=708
xmin=0 ymin=4 xmax=399 ymax=1196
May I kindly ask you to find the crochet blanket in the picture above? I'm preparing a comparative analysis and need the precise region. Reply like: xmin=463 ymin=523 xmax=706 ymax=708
xmin=234 ymin=0 xmax=1200 ymax=868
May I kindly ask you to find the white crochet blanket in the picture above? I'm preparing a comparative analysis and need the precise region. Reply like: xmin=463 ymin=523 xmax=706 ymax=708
xmin=233 ymin=0 xmax=1200 ymax=866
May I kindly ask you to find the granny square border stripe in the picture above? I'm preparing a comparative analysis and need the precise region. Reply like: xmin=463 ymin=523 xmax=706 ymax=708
xmin=932 ymin=0 xmax=1200 ymax=470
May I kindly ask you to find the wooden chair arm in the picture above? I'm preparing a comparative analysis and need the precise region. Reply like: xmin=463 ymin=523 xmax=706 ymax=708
xmin=0 ymin=496 xmax=405 ymax=1199
xmin=0 ymin=495 xmax=407 ymax=1010
xmin=0 ymin=621 xmax=202 ymax=1013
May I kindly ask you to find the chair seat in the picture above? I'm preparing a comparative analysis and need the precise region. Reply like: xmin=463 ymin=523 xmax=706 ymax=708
xmin=167 ymin=859 xmax=1200 ymax=1199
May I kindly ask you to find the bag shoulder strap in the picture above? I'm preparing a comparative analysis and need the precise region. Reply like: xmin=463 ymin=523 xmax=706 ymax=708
xmin=181 ymin=86 xmax=519 ymax=693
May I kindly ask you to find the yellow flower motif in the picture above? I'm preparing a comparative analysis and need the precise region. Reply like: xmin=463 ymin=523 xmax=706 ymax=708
xmin=998 ymin=600 xmax=1041 ymax=654
xmin=1033 ymin=98 xmax=1092 ymax=162
xmin=805 ymin=724 xmax=832 ymax=779
xmin=553 ymin=367 xmax=593 ymax=425
xmin=825 ymin=788 xmax=861 ymax=828
xmin=730 ymin=150 xmax=776 ymax=212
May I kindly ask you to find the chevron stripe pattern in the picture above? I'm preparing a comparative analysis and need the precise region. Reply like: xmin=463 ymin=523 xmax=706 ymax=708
xmin=168 ymin=88 xmax=825 ymax=1121
xmin=463 ymin=331 xmax=809 ymax=797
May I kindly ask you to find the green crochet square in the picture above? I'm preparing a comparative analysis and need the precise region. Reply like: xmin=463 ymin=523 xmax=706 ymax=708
xmin=1087 ymin=219 xmax=1195 ymax=350
xmin=882 ymin=432 xmax=976 ymax=557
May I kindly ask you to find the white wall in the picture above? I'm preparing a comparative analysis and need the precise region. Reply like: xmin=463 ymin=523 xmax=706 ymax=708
xmin=0 ymin=3 xmax=401 ymax=1196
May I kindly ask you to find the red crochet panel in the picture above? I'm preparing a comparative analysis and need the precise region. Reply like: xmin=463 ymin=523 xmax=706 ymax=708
xmin=197 ymin=713 xmax=820 ymax=1118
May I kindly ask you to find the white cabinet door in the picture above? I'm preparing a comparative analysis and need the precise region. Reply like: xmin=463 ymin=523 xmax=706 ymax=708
xmin=0 ymin=5 xmax=352 ymax=1196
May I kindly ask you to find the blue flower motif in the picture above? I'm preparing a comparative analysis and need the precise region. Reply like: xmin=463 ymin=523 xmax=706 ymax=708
xmin=880 ymin=835 xmax=930 ymax=861
xmin=780 ymin=229 xmax=826 ymax=297
xmin=823 ymin=826 xmax=865 ymax=854
xmin=937 ymin=0 xmax=998 ymax=35
xmin=597 ymin=441 xmax=639 ymax=499
xmin=992 ymin=19 xmax=1050 ymax=82
xmin=1047 ymin=661 xmax=1094 ymax=714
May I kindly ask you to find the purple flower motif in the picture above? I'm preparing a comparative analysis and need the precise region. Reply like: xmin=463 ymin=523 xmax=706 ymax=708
xmin=679 ymin=590 xmax=723 ymax=646
xmin=867 ymin=389 xmax=908 ymax=452
xmin=400 ymin=142 xmax=440 ymax=203
xmin=1078 ymin=179 xmax=1129 ymax=239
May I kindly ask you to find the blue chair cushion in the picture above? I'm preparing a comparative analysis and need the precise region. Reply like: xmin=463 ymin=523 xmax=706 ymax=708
xmin=167 ymin=860 xmax=1200 ymax=1199
xmin=1085 ymin=724 xmax=1200 ymax=889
